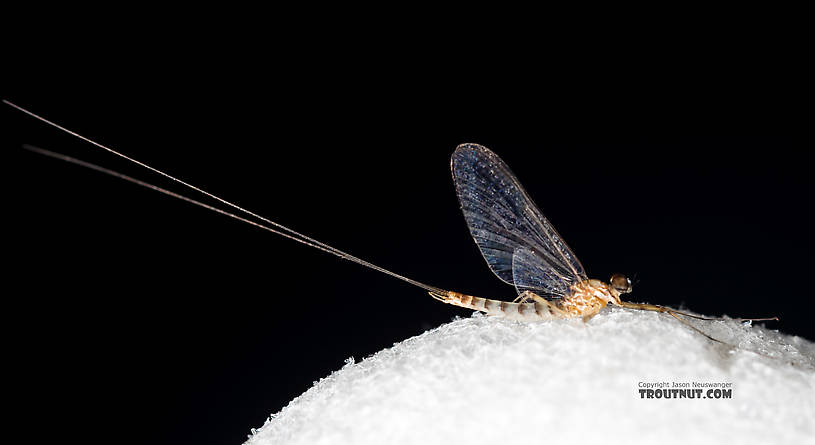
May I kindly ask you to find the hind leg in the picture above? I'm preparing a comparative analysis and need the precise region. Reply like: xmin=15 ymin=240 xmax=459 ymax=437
xmin=513 ymin=290 xmax=549 ymax=304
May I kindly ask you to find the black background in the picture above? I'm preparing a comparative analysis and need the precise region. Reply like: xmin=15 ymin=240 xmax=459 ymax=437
xmin=4 ymin=27 xmax=812 ymax=445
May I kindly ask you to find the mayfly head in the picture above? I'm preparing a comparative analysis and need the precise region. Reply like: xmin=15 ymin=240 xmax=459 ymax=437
xmin=609 ymin=273 xmax=633 ymax=301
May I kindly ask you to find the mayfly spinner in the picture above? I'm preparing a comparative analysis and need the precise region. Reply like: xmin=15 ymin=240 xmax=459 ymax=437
xmin=6 ymin=100 xmax=777 ymax=345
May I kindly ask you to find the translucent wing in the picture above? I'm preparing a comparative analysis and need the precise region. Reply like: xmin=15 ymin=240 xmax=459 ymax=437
xmin=512 ymin=248 xmax=573 ymax=298
xmin=451 ymin=143 xmax=587 ymax=297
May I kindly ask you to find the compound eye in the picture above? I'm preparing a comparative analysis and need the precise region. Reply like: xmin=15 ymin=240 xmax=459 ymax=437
xmin=610 ymin=273 xmax=632 ymax=293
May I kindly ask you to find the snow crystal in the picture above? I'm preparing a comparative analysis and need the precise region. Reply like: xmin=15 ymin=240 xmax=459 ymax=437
xmin=245 ymin=307 xmax=815 ymax=445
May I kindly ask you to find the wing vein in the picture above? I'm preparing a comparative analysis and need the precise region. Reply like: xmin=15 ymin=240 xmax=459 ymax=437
xmin=451 ymin=144 xmax=586 ymax=298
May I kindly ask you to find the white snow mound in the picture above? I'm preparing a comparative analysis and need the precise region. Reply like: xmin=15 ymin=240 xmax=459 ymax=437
xmin=246 ymin=307 xmax=815 ymax=445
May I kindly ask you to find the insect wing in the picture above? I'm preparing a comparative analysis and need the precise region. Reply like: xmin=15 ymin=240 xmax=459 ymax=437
xmin=512 ymin=247 xmax=574 ymax=298
xmin=451 ymin=143 xmax=587 ymax=296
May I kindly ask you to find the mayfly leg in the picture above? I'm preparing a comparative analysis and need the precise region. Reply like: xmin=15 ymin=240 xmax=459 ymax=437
xmin=618 ymin=301 xmax=778 ymax=322
xmin=618 ymin=301 xmax=779 ymax=347
xmin=665 ymin=311 xmax=728 ymax=345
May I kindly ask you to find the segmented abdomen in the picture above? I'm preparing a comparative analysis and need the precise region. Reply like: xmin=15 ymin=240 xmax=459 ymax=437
xmin=432 ymin=291 xmax=565 ymax=321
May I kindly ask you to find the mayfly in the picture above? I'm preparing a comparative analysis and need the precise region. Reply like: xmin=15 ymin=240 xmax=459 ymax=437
xmin=6 ymin=100 xmax=777 ymax=345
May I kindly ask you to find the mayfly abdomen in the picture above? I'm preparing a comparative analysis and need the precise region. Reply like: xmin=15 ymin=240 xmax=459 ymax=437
xmin=429 ymin=290 xmax=563 ymax=321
